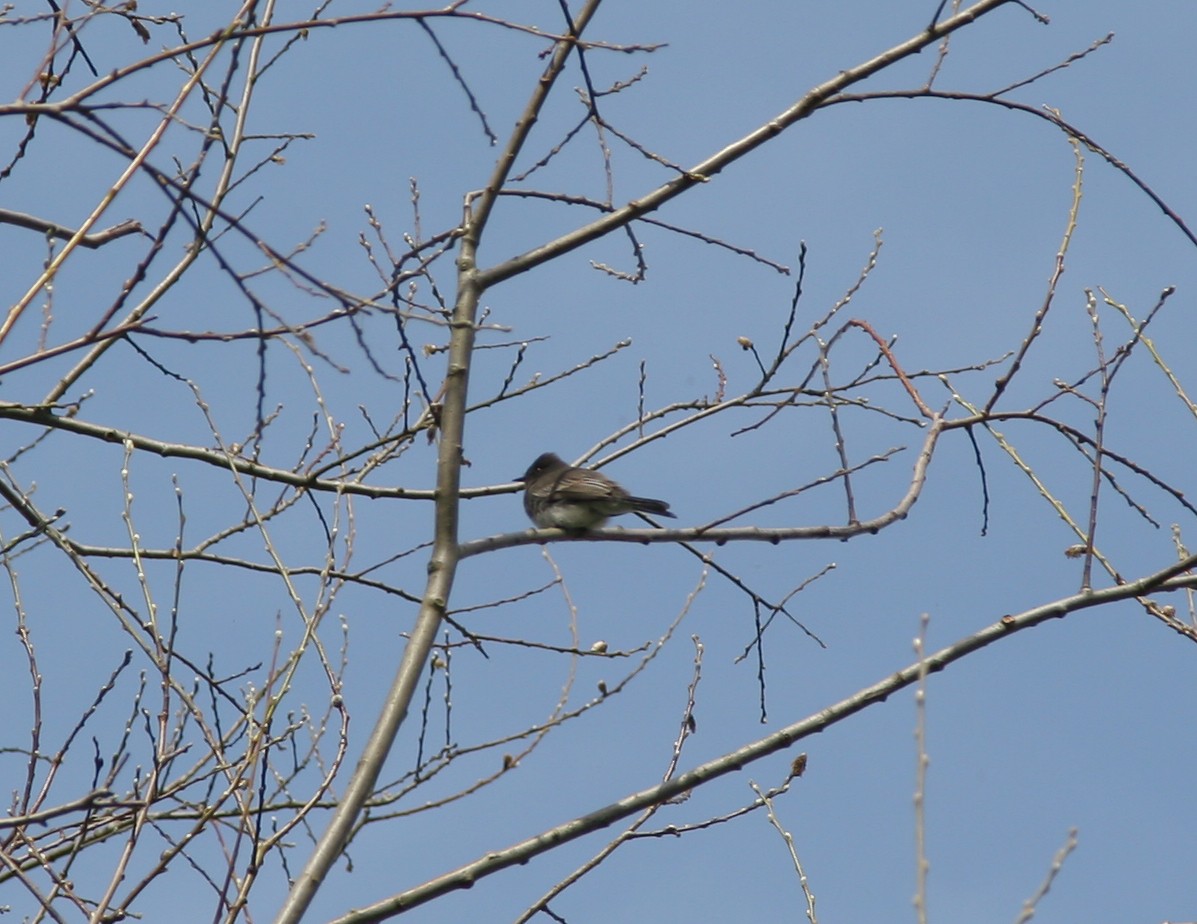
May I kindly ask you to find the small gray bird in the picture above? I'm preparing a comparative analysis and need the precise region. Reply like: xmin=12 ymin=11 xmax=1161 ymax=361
xmin=516 ymin=452 xmax=677 ymax=530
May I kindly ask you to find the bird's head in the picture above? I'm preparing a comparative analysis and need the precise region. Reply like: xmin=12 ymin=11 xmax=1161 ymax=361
xmin=516 ymin=452 xmax=566 ymax=483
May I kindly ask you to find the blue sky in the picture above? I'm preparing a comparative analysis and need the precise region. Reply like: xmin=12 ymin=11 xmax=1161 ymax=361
xmin=1 ymin=2 xmax=1196 ymax=921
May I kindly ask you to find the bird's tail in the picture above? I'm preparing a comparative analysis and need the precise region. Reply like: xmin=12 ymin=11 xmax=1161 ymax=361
xmin=628 ymin=496 xmax=677 ymax=518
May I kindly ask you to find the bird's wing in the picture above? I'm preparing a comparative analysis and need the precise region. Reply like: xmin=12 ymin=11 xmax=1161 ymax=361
xmin=549 ymin=470 xmax=627 ymax=502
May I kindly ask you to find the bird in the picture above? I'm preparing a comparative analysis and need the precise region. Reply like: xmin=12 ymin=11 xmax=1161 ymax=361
xmin=515 ymin=452 xmax=677 ymax=530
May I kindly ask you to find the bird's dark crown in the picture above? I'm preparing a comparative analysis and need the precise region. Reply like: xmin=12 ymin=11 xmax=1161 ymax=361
xmin=517 ymin=452 xmax=566 ymax=483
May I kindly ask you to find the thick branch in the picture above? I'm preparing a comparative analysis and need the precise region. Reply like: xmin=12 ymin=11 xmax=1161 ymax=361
xmin=271 ymin=4 xmax=605 ymax=922
xmin=460 ymin=414 xmax=944 ymax=558
xmin=0 ymin=208 xmax=143 ymax=247
xmin=0 ymin=403 xmax=439 ymax=500
xmin=478 ymin=0 xmax=1015 ymax=288
xmin=331 ymin=559 xmax=1197 ymax=921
